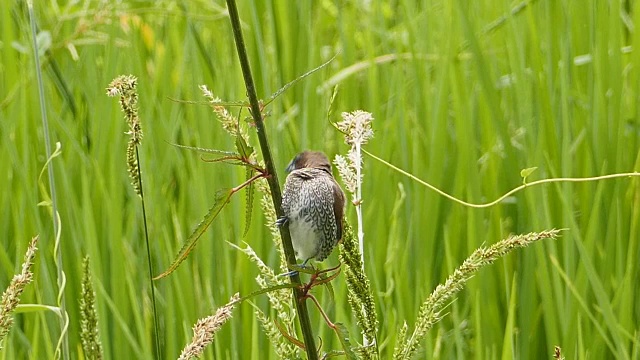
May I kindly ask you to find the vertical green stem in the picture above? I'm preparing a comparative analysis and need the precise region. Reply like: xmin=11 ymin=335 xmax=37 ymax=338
xmin=135 ymin=148 xmax=162 ymax=359
xmin=224 ymin=1 xmax=318 ymax=358
xmin=27 ymin=2 xmax=69 ymax=359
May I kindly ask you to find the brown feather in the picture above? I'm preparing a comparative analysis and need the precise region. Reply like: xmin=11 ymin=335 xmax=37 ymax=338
xmin=287 ymin=151 xmax=332 ymax=174
xmin=332 ymin=180 xmax=345 ymax=242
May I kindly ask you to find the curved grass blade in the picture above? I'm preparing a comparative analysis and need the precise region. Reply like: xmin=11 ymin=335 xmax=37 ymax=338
xmin=168 ymin=142 xmax=261 ymax=168
xmin=274 ymin=319 xmax=305 ymax=350
xmin=481 ymin=0 xmax=539 ymax=36
xmin=326 ymin=84 xmax=339 ymax=124
xmin=179 ymin=1 xmax=216 ymax=81
xmin=168 ymin=142 xmax=239 ymax=156
xmin=15 ymin=304 xmax=62 ymax=316
xmin=234 ymin=283 xmax=297 ymax=304
xmin=322 ymin=277 xmax=335 ymax=304
xmin=200 ymin=157 xmax=264 ymax=173
xmin=318 ymin=53 xmax=424 ymax=93
xmin=314 ymin=268 xmax=341 ymax=287
xmin=201 ymin=155 xmax=243 ymax=164
xmin=322 ymin=350 xmax=348 ymax=359
xmin=46 ymin=51 xmax=78 ymax=118
xmin=154 ymin=188 xmax=233 ymax=279
xmin=264 ymin=54 xmax=338 ymax=107
xmin=315 ymin=269 xmax=341 ymax=304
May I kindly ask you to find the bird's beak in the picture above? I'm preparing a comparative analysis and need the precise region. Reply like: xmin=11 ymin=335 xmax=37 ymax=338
xmin=285 ymin=160 xmax=296 ymax=173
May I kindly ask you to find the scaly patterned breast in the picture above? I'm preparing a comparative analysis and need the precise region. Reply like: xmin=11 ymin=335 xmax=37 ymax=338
xmin=282 ymin=168 xmax=340 ymax=262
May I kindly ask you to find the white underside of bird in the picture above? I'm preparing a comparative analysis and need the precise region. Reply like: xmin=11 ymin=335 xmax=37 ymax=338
xmin=288 ymin=208 xmax=320 ymax=262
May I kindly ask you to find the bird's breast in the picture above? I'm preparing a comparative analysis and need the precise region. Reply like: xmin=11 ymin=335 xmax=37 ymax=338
xmin=288 ymin=210 xmax=321 ymax=262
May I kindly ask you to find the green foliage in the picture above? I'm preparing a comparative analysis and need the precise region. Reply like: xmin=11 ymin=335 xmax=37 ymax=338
xmin=243 ymin=166 xmax=255 ymax=237
xmin=1 ymin=0 xmax=639 ymax=359
xmin=155 ymin=188 xmax=233 ymax=279
xmin=520 ymin=167 xmax=538 ymax=184
xmin=0 ymin=237 xmax=38 ymax=348
xmin=339 ymin=223 xmax=378 ymax=357
xmin=395 ymin=230 xmax=562 ymax=359
xmin=334 ymin=322 xmax=358 ymax=360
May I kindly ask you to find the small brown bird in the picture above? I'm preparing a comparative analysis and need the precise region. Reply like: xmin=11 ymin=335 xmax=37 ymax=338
xmin=277 ymin=151 xmax=346 ymax=266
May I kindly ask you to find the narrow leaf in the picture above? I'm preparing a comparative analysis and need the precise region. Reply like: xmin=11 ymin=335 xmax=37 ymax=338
xmin=235 ymin=132 xmax=254 ymax=160
xmin=15 ymin=304 xmax=61 ymax=315
xmin=168 ymin=142 xmax=239 ymax=156
xmin=243 ymin=167 xmax=255 ymax=237
xmin=200 ymin=157 xmax=263 ymax=172
xmin=234 ymin=283 xmax=297 ymax=304
xmin=201 ymin=155 xmax=243 ymax=164
xmin=520 ymin=167 xmax=538 ymax=179
xmin=322 ymin=278 xmax=335 ymax=304
xmin=322 ymin=350 xmax=348 ymax=359
xmin=326 ymin=84 xmax=339 ymax=124
xmin=154 ymin=188 xmax=233 ymax=279
xmin=265 ymin=54 xmax=338 ymax=106
xmin=167 ymin=97 xmax=249 ymax=107
xmin=334 ymin=322 xmax=357 ymax=360
xmin=314 ymin=267 xmax=342 ymax=286
xmin=274 ymin=319 xmax=306 ymax=350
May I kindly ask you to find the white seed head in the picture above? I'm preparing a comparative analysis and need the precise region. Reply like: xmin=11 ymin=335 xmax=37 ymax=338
xmin=337 ymin=110 xmax=374 ymax=146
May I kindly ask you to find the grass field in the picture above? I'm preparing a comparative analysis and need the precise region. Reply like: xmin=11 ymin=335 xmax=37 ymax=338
xmin=1 ymin=0 xmax=639 ymax=359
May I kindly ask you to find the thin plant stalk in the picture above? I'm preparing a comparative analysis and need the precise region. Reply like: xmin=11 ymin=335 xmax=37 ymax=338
xmin=355 ymin=142 xmax=367 ymax=349
xmin=106 ymin=75 xmax=162 ymax=359
xmin=136 ymin=148 xmax=162 ymax=359
xmin=334 ymin=111 xmax=376 ymax=349
xmin=224 ymin=0 xmax=318 ymax=358
xmin=27 ymin=2 xmax=69 ymax=359
xmin=107 ymin=75 xmax=162 ymax=358
xmin=355 ymin=142 xmax=365 ymax=263
xmin=365 ymin=149 xmax=640 ymax=209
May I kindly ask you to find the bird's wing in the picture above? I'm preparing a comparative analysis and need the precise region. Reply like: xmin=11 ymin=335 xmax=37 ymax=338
xmin=332 ymin=180 xmax=345 ymax=242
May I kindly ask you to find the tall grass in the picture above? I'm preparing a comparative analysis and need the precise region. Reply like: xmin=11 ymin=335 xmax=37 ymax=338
xmin=0 ymin=0 xmax=638 ymax=359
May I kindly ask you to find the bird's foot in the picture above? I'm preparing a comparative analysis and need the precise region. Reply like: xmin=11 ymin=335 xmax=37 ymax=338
xmin=279 ymin=260 xmax=313 ymax=278
xmin=275 ymin=217 xmax=288 ymax=227
xmin=279 ymin=269 xmax=298 ymax=277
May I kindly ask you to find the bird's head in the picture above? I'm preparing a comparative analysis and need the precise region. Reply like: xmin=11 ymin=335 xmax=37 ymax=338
xmin=285 ymin=151 xmax=332 ymax=174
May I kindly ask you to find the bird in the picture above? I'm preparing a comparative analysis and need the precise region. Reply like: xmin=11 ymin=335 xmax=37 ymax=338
xmin=276 ymin=151 xmax=345 ymax=268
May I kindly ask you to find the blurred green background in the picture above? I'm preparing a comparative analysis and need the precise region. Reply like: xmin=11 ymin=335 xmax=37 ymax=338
xmin=1 ymin=0 xmax=639 ymax=359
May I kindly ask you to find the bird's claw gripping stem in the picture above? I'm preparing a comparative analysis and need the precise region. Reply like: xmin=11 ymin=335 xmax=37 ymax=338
xmin=275 ymin=217 xmax=288 ymax=227
xmin=279 ymin=259 xmax=311 ymax=277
